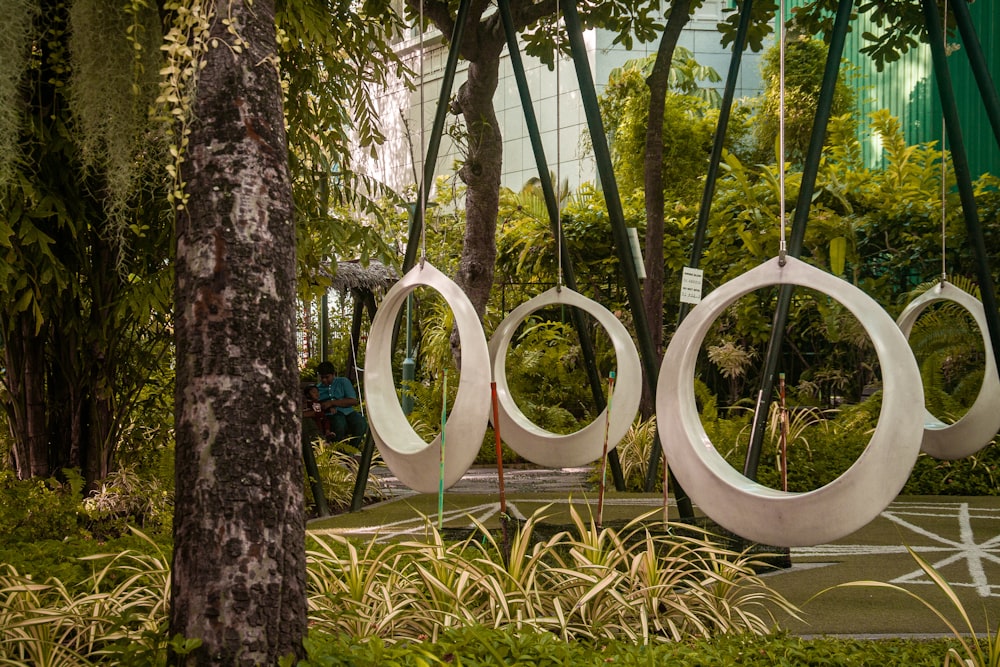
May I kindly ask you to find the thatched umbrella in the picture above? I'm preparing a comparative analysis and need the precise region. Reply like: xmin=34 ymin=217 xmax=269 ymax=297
xmin=329 ymin=259 xmax=398 ymax=385
xmin=331 ymin=259 xmax=398 ymax=301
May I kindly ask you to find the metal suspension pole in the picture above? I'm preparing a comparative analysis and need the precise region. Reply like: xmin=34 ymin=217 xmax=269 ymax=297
xmin=922 ymin=0 xmax=1000 ymax=370
xmin=498 ymin=0 xmax=625 ymax=490
xmin=743 ymin=0 xmax=854 ymax=480
xmin=561 ymin=0 xmax=691 ymax=514
xmin=643 ymin=0 xmax=756 ymax=492
xmin=402 ymin=0 xmax=474 ymax=273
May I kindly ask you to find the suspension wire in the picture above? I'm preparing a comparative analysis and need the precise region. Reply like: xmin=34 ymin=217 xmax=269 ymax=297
xmin=778 ymin=0 xmax=788 ymax=262
xmin=419 ymin=0 xmax=428 ymax=266
xmin=940 ymin=0 xmax=949 ymax=284
xmin=555 ymin=7 xmax=564 ymax=290
xmin=349 ymin=325 xmax=366 ymax=418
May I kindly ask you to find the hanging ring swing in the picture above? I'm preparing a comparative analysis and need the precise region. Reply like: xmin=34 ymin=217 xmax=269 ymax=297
xmin=894 ymin=3 xmax=1000 ymax=462
xmin=489 ymin=287 xmax=642 ymax=468
xmin=656 ymin=256 xmax=924 ymax=547
xmin=364 ymin=262 xmax=491 ymax=493
xmin=896 ymin=281 xmax=1000 ymax=460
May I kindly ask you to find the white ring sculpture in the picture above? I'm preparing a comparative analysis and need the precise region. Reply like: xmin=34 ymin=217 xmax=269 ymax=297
xmin=364 ymin=262 xmax=491 ymax=493
xmin=896 ymin=281 xmax=1000 ymax=460
xmin=488 ymin=287 xmax=642 ymax=468
xmin=656 ymin=256 xmax=925 ymax=547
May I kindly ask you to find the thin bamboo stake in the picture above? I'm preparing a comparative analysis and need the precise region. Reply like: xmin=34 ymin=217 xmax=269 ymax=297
xmin=663 ymin=443 xmax=670 ymax=526
xmin=490 ymin=382 xmax=508 ymax=516
xmin=491 ymin=381 xmax=512 ymax=565
xmin=779 ymin=372 xmax=789 ymax=492
xmin=596 ymin=371 xmax=616 ymax=529
xmin=438 ymin=370 xmax=448 ymax=529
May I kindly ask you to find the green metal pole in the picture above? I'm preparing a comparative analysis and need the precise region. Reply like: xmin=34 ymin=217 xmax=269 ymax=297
xmin=320 ymin=293 xmax=329 ymax=362
xmin=644 ymin=0 xmax=757 ymax=492
xmin=561 ymin=0 xmax=691 ymax=515
xmin=403 ymin=0 xmax=473 ymax=274
xmin=304 ymin=438 xmax=330 ymax=517
xmin=498 ymin=0 xmax=624 ymax=490
xmin=350 ymin=430 xmax=375 ymax=512
xmin=922 ymin=0 xmax=1000 ymax=368
xmin=743 ymin=0 xmax=854 ymax=480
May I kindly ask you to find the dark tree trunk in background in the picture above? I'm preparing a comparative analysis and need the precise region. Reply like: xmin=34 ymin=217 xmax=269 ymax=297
xmin=169 ymin=0 xmax=307 ymax=662
xmin=409 ymin=0 xmax=556 ymax=334
xmin=451 ymin=55 xmax=505 ymax=319
xmin=640 ymin=1 xmax=691 ymax=417
xmin=2 ymin=316 xmax=49 ymax=478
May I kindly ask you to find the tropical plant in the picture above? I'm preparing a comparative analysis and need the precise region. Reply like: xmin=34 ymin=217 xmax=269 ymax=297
xmin=903 ymin=275 xmax=990 ymax=421
xmin=307 ymin=440 xmax=385 ymax=511
xmin=305 ymin=505 xmax=799 ymax=643
xmin=80 ymin=465 xmax=173 ymax=539
xmin=750 ymin=35 xmax=857 ymax=167
xmin=707 ymin=340 xmax=758 ymax=405
xmin=604 ymin=417 xmax=659 ymax=492
xmin=0 ymin=531 xmax=185 ymax=666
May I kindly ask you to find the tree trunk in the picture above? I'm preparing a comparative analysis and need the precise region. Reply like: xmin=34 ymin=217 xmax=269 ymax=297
xmin=169 ymin=0 xmax=307 ymax=662
xmin=452 ymin=55 xmax=504 ymax=320
xmin=640 ymin=2 xmax=691 ymax=417
xmin=2 ymin=315 xmax=49 ymax=478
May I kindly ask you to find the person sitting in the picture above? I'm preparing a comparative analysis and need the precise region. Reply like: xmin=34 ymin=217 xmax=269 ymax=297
xmin=315 ymin=361 xmax=367 ymax=446
xmin=302 ymin=384 xmax=331 ymax=438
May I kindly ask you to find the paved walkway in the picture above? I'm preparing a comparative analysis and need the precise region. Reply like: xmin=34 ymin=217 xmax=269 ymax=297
xmin=314 ymin=465 xmax=1000 ymax=638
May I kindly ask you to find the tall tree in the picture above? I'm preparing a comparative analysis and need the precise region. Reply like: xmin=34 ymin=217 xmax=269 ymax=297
xmin=168 ymin=0 xmax=307 ymax=661
xmin=0 ymin=0 xmax=403 ymax=485
xmin=410 ymin=0 xmax=664 ymax=322
xmin=0 ymin=0 xmax=172 ymax=486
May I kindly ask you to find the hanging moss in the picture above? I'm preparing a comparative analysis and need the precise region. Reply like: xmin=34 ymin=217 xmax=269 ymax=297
xmin=0 ymin=0 xmax=38 ymax=188
xmin=68 ymin=0 xmax=163 ymax=239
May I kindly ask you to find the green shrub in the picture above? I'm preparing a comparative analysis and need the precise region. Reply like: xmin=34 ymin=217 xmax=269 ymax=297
xmin=0 ymin=532 xmax=180 ymax=666
xmin=0 ymin=531 xmax=172 ymax=587
xmin=902 ymin=442 xmax=1000 ymax=496
xmin=296 ymin=628 xmax=958 ymax=666
xmin=81 ymin=466 xmax=173 ymax=540
xmin=686 ymin=390 xmax=998 ymax=496
xmin=305 ymin=438 xmax=385 ymax=512
xmin=0 ymin=471 xmax=83 ymax=542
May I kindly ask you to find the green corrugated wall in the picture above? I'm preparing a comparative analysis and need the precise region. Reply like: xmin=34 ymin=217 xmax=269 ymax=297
xmin=788 ymin=2 xmax=999 ymax=177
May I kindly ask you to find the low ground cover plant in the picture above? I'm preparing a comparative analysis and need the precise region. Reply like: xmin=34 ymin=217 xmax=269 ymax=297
xmin=297 ymin=629 xmax=960 ymax=666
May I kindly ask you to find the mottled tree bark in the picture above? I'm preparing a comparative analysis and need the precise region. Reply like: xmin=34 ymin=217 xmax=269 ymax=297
xmin=169 ymin=0 xmax=307 ymax=663
xmin=452 ymin=55 xmax=505 ymax=320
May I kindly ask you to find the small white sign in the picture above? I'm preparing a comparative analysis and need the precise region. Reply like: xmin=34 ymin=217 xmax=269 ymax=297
xmin=680 ymin=267 xmax=704 ymax=305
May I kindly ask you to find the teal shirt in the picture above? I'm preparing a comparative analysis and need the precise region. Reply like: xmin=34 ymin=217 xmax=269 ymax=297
xmin=317 ymin=376 xmax=357 ymax=415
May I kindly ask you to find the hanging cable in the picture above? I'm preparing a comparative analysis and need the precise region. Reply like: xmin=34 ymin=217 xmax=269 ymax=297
xmin=555 ymin=7 xmax=564 ymax=290
xmin=777 ymin=0 xmax=788 ymax=264
xmin=940 ymin=0 xmax=949 ymax=285
xmin=418 ymin=0 xmax=428 ymax=267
